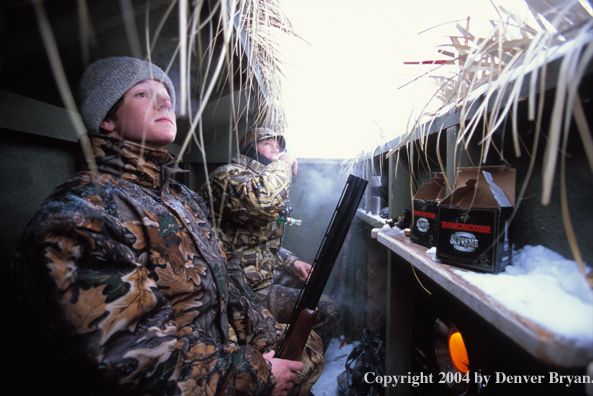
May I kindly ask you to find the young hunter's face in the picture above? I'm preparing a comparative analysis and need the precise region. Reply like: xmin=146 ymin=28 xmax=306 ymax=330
xmin=256 ymin=138 xmax=280 ymax=161
xmin=100 ymin=80 xmax=176 ymax=149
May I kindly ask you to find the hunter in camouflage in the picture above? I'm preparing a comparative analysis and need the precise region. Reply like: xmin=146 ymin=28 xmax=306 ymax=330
xmin=9 ymin=57 xmax=321 ymax=396
xmin=199 ymin=128 xmax=339 ymax=353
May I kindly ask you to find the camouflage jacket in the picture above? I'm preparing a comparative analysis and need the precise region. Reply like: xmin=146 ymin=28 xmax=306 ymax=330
xmin=11 ymin=134 xmax=280 ymax=396
xmin=199 ymin=154 xmax=299 ymax=291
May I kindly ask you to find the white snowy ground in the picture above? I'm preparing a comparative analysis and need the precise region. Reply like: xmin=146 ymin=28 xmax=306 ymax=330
xmin=311 ymin=337 xmax=359 ymax=396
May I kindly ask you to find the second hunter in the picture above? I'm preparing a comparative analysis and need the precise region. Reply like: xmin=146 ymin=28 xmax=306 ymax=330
xmin=199 ymin=127 xmax=339 ymax=353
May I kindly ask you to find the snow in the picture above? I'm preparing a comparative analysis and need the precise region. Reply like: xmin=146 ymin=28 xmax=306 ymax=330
xmin=454 ymin=245 xmax=593 ymax=342
xmin=427 ymin=244 xmax=593 ymax=344
xmin=312 ymin=337 xmax=359 ymax=396
xmin=364 ymin=210 xmax=386 ymax=223
xmin=311 ymin=245 xmax=592 ymax=395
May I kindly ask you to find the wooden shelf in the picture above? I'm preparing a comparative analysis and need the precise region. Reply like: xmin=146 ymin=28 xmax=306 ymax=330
xmin=373 ymin=227 xmax=593 ymax=368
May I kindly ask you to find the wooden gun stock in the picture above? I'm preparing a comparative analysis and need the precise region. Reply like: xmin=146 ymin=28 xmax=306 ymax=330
xmin=275 ymin=175 xmax=367 ymax=361
xmin=277 ymin=308 xmax=318 ymax=361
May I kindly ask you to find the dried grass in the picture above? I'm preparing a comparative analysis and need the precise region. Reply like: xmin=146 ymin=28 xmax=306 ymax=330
xmin=32 ymin=0 xmax=295 ymax=220
xmin=30 ymin=0 xmax=593 ymax=286
xmin=33 ymin=0 xmax=294 ymax=160
xmin=391 ymin=0 xmax=593 ymax=286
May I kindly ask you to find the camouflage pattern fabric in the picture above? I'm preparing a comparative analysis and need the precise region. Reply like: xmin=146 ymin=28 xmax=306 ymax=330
xmin=199 ymin=154 xmax=339 ymax=353
xmin=278 ymin=324 xmax=324 ymax=396
xmin=199 ymin=154 xmax=298 ymax=291
xmin=257 ymin=285 xmax=340 ymax=356
xmin=10 ymin=134 xmax=285 ymax=396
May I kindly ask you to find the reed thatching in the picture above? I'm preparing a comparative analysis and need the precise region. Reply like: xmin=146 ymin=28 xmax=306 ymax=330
xmin=389 ymin=0 xmax=593 ymax=287
xmin=31 ymin=0 xmax=295 ymax=162
xmin=29 ymin=0 xmax=297 ymax=231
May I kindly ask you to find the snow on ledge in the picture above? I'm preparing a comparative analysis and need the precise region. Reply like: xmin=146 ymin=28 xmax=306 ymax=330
xmin=450 ymin=245 xmax=593 ymax=346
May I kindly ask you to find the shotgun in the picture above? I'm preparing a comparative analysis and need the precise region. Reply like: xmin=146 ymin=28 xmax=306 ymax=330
xmin=275 ymin=174 xmax=368 ymax=360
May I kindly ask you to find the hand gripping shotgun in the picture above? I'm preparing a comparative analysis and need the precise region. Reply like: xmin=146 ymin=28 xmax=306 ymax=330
xmin=275 ymin=174 xmax=368 ymax=360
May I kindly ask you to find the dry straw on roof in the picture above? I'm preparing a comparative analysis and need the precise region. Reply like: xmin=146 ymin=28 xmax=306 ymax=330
xmin=392 ymin=0 xmax=593 ymax=287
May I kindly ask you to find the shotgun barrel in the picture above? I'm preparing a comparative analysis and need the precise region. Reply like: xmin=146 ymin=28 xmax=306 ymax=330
xmin=276 ymin=174 xmax=368 ymax=360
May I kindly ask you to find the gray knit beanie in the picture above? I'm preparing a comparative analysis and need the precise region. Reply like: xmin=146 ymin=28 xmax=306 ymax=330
xmin=78 ymin=56 xmax=176 ymax=134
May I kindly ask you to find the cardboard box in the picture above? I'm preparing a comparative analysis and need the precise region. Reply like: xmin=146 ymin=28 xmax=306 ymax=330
xmin=436 ymin=166 xmax=515 ymax=273
xmin=411 ymin=173 xmax=447 ymax=247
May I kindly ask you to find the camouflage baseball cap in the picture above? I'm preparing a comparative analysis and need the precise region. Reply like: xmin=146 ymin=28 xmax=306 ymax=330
xmin=239 ymin=127 xmax=286 ymax=154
